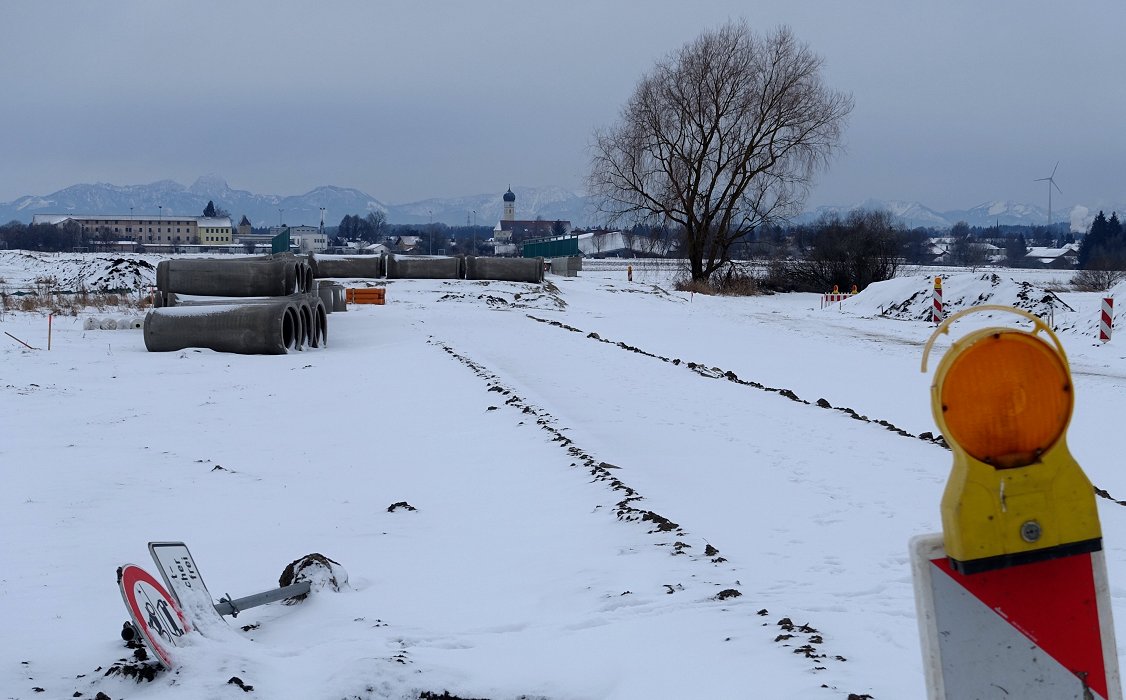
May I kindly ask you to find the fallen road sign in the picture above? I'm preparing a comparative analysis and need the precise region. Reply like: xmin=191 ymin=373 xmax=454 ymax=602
xmin=149 ymin=541 xmax=228 ymax=635
xmin=117 ymin=564 xmax=193 ymax=667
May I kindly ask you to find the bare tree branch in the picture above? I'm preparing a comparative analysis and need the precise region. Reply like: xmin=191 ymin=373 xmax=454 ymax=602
xmin=590 ymin=22 xmax=852 ymax=282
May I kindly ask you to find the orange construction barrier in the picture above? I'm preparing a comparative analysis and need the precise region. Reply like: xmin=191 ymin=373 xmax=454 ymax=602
xmin=347 ymin=288 xmax=386 ymax=305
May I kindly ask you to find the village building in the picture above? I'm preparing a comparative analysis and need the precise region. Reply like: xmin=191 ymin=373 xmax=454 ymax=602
xmin=31 ymin=213 xmax=232 ymax=251
xmin=492 ymin=187 xmax=571 ymax=255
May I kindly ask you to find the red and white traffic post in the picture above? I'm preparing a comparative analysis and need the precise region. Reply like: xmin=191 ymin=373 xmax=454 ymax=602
xmin=1101 ymin=297 xmax=1113 ymax=343
xmin=931 ymin=276 xmax=943 ymax=324
xmin=914 ymin=306 xmax=1122 ymax=699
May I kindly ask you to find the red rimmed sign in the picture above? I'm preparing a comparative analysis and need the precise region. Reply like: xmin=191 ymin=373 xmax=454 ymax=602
xmin=117 ymin=563 xmax=193 ymax=667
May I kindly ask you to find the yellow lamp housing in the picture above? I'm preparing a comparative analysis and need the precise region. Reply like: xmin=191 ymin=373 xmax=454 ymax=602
xmin=921 ymin=306 xmax=1101 ymax=574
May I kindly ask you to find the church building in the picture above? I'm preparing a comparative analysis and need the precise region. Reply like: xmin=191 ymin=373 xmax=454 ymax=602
xmin=492 ymin=187 xmax=571 ymax=243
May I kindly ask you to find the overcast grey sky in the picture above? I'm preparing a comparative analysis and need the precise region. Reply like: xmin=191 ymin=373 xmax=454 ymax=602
xmin=3 ymin=1 xmax=1124 ymax=213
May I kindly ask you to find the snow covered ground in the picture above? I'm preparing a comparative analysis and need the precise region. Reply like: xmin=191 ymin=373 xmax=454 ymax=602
xmin=2 ymin=252 xmax=1126 ymax=699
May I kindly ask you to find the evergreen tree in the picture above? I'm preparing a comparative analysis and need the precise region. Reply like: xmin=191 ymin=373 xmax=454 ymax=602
xmin=1004 ymin=234 xmax=1028 ymax=267
xmin=1079 ymin=211 xmax=1109 ymax=268
xmin=203 ymin=200 xmax=217 ymax=218
xmin=1079 ymin=211 xmax=1126 ymax=270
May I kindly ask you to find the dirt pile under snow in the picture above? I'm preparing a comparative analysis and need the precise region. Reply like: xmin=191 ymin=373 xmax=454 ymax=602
xmin=848 ymin=273 xmax=1073 ymax=322
xmin=0 ymin=251 xmax=159 ymax=292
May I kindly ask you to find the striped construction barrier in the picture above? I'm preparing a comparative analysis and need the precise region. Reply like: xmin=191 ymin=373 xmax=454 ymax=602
xmin=1100 ymin=297 xmax=1113 ymax=343
xmin=821 ymin=293 xmax=850 ymax=308
xmin=932 ymin=277 xmax=943 ymax=324
xmin=347 ymin=288 xmax=386 ymax=305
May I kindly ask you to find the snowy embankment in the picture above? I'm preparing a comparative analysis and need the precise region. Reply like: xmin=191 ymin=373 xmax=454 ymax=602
xmin=2 ymin=252 xmax=1126 ymax=699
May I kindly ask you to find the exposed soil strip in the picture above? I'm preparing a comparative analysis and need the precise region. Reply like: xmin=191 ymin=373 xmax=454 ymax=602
xmin=432 ymin=338 xmax=859 ymax=691
xmin=525 ymin=314 xmax=1126 ymax=509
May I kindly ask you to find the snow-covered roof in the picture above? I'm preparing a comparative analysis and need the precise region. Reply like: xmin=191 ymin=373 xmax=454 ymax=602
xmin=31 ymin=214 xmax=72 ymax=225
xmin=1026 ymin=246 xmax=1077 ymax=258
xmin=32 ymin=213 xmax=230 ymax=226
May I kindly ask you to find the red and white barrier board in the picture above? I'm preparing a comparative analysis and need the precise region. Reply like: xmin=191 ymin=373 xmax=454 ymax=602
xmin=1101 ymin=297 xmax=1114 ymax=343
xmin=932 ymin=277 xmax=943 ymax=324
xmin=912 ymin=534 xmax=1122 ymax=699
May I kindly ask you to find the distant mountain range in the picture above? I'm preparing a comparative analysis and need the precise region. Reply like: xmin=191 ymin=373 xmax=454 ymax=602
xmin=791 ymin=198 xmax=1114 ymax=231
xmin=0 ymin=176 xmax=1117 ymax=231
xmin=0 ymin=176 xmax=595 ymax=230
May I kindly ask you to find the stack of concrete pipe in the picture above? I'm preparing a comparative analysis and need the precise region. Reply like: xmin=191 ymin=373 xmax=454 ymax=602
xmin=144 ymin=254 xmax=327 ymax=355
xmin=308 ymin=253 xmax=544 ymax=284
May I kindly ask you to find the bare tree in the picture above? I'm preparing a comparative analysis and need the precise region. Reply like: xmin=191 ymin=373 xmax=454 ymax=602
xmin=947 ymin=221 xmax=990 ymax=270
xmin=621 ymin=227 xmax=637 ymax=255
xmin=589 ymin=21 xmax=852 ymax=284
xmin=1071 ymin=268 xmax=1126 ymax=291
xmin=591 ymin=231 xmax=608 ymax=256
xmin=783 ymin=209 xmax=904 ymax=292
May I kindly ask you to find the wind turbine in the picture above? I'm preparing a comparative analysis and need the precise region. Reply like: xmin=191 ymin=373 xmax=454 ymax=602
xmin=1035 ymin=161 xmax=1062 ymax=228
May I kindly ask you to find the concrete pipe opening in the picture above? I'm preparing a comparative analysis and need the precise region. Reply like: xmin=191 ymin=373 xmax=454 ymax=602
xmin=312 ymin=299 xmax=328 ymax=348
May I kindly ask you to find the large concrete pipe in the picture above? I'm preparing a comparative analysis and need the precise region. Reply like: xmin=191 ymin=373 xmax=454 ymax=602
xmin=316 ymin=281 xmax=334 ymax=313
xmin=297 ymin=260 xmax=313 ymax=294
xmin=311 ymin=297 xmax=328 ymax=348
xmin=465 ymin=256 xmax=545 ymax=283
xmin=295 ymin=296 xmax=314 ymax=350
xmin=310 ymin=255 xmax=384 ymax=279
xmin=332 ymin=283 xmax=347 ymax=312
xmin=386 ymin=255 xmax=461 ymax=280
xmin=282 ymin=304 xmax=299 ymax=352
xmin=156 ymin=258 xmax=297 ymax=296
xmin=143 ymin=301 xmax=297 ymax=355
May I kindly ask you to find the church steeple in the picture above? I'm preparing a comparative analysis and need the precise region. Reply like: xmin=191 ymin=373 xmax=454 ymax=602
xmin=503 ymin=186 xmax=515 ymax=221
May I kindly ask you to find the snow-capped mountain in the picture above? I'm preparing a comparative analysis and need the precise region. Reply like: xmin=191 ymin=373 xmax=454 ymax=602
xmin=943 ymin=200 xmax=1050 ymax=228
xmin=2 ymin=177 xmax=1118 ymax=231
xmin=0 ymin=177 xmax=388 ymax=229
xmin=795 ymin=197 xmax=1094 ymax=230
xmin=794 ymin=198 xmax=951 ymax=229
xmin=388 ymin=185 xmax=595 ymax=227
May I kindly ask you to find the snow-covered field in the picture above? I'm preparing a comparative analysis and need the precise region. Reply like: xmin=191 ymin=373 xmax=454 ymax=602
xmin=2 ymin=251 xmax=1126 ymax=699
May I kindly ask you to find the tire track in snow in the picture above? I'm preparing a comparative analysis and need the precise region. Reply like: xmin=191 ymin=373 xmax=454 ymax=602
xmin=524 ymin=314 xmax=1126 ymax=511
xmin=431 ymin=338 xmax=868 ymax=694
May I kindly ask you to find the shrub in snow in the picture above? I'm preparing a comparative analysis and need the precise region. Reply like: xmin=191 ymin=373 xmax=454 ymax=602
xmin=278 ymin=553 xmax=349 ymax=602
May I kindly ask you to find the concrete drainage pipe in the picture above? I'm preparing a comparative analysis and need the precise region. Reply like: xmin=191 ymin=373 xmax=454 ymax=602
xmin=310 ymin=255 xmax=385 ymax=279
xmin=144 ymin=301 xmax=296 ymax=355
xmin=311 ymin=297 xmax=328 ymax=347
xmin=465 ymin=256 xmax=545 ymax=283
xmin=157 ymin=258 xmax=297 ymax=297
xmin=316 ymin=282 xmax=334 ymax=314
xmin=330 ymin=283 xmax=347 ymax=312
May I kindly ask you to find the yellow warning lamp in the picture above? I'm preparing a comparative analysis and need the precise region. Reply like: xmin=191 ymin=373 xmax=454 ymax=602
xmin=921 ymin=305 xmax=1101 ymax=574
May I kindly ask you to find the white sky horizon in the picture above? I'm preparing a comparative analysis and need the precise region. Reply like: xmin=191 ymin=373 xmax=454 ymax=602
xmin=3 ymin=1 xmax=1124 ymax=212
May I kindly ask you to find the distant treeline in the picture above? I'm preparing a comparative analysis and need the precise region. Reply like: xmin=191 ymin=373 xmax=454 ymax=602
xmin=6 ymin=209 xmax=1125 ymax=276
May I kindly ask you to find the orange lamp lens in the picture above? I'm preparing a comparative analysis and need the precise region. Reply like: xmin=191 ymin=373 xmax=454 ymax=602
xmin=939 ymin=332 xmax=1071 ymax=468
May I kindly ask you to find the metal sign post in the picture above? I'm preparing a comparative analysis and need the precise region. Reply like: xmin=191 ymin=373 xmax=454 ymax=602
xmin=148 ymin=541 xmax=310 ymax=624
xmin=914 ymin=306 xmax=1122 ymax=699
